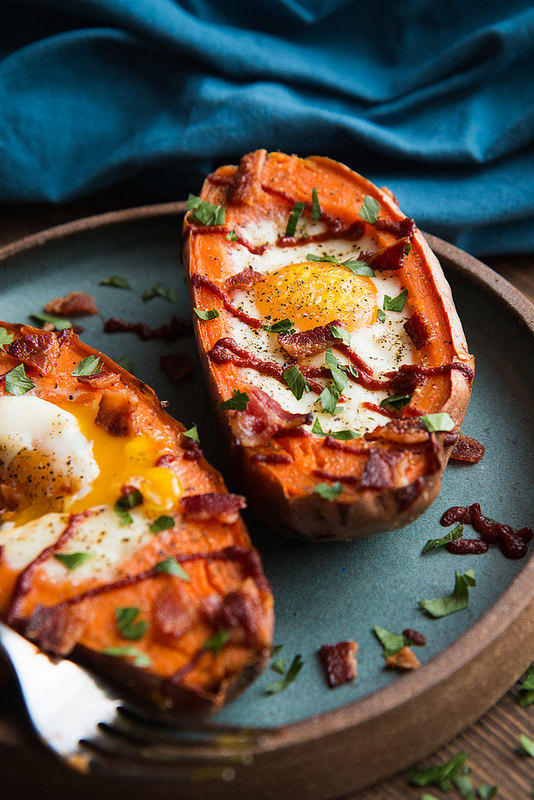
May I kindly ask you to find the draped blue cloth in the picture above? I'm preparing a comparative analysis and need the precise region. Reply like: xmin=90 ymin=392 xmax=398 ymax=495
xmin=1 ymin=0 xmax=534 ymax=254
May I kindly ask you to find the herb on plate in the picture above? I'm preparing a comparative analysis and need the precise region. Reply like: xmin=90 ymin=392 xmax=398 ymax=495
xmin=372 ymin=625 xmax=408 ymax=658
xmin=203 ymin=630 xmax=231 ymax=656
xmin=99 ymin=275 xmax=131 ymax=289
xmin=0 ymin=327 xmax=14 ymax=350
xmin=422 ymin=524 xmax=464 ymax=554
xmin=383 ymin=288 xmax=408 ymax=312
xmin=421 ymin=412 xmax=455 ymax=433
xmin=30 ymin=312 xmax=72 ymax=330
xmin=380 ymin=393 xmax=411 ymax=410
xmin=103 ymin=646 xmax=151 ymax=668
xmin=183 ymin=424 xmax=200 ymax=442
xmin=285 ymin=201 xmax=305 ymax=237
xmin=418 ymin=569 xmax=476 ymax=618
xmin=194 ymin=307 xmax=219 ymax=320
xmin=314 ymin=482 xmax=343 ymax=501
xmin=264 ymin=653 xmax=304 ymax=695
xmin=311 ymin=187 xmax=321 ymax=220
xmin=113 ymin=489 xmax=143 ymax=526
xmin=149 ymin=515 xmax=175 ymax=534
xmin=262 ymin=318 xmax=295 ymax=334
xmin=142 ymin=283 xmax=177 ymax=303
xmin=155 ymin=557 xmax=191 ymax=581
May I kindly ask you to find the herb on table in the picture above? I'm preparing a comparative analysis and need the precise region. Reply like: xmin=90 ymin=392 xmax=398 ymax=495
xmin=187 ymin=194 xmax=226 ymax=226
xmin=477 ymin=785 xmax=498 ymax=799
xmin=149 ymin=515 xmax=175 ymax=534
xmin=314 ymin=482 xmax=343 ymax=501
xmin=99 ymin=275 xmax=131 ymax=289
xmin=285 ymin=201 xmax=305 ymax=237
xmin=31 ymin=312 xmax=72 ymax=330
xmin=518 ymin=733 xmax=534 ymax=757
xmin=143 ymin=283 xmax=177 ymax=303
xmin=422 ymin=524 xmax=464 ymax=554
xmin=103 ymin=646 xmax=151 ymax=668
xmin=71 ymin=355 xmax=102 ymax=377
xmin=283 ymin=365 xmax=310 ymax=400
xmin=418 ymin=569 xmax=476 ymax=618
xmin=359 ymin=195 xmax=381 ymax=224
xmin=203 ymin=630 xmax=231 ymax=656
xmin=53 ymin=552 xmax=96 ymax=571
xmin=115 ymin=607 xmax=148 ymax=640
xmin=421 ymin=412 xmax=455 ymax=433
xmin=518 ymin=665 xmax=534 ymax=707
xmin=262 ymin=318 xmax=295 ymax=334
xmin=383 ymin=288 xmax=408 ymax=313
xmin=409 ymin=750 xmax=470 ymax=791
xmin=194 ymin=307 xmax=219 ymax=320
xmin=219 ymin=389 xmax=249 ymax=410
xmin=311 ymin=187 xmax=321 ymax=220
xmin=4 ymin=364 xmax=35 ymax=395
xmin=0 ymin=327 xmax=14 ymax=350
xmin=155 ymin=557 xmax=191 ymax=581
xmin=264 ymin=654 xmax=304 ymax=695
xmin=319 ymin=347 xmax=348 ymax=414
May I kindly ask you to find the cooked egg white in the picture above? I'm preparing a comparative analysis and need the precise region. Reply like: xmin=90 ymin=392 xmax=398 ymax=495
xmin=225 ymin=223 xmax=415 ymax=435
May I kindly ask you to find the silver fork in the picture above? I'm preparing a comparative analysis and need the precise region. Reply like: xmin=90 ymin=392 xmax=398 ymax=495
xmin=0 ymin=621 xmax=273 ymax=780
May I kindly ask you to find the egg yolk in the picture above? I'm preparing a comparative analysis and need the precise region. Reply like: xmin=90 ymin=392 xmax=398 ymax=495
xmin=254 ymin=261 xmax=378 ymax=331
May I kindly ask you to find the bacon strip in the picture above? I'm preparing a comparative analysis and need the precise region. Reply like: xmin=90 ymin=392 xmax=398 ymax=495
xmin=45 ymin=291 xmax=98 ymax=317
xmin=227 ymin=149 xmax=267 ymax=206
xmin=374 ymin=217 xmax=416 ymax=238
xmin=180 ymin=493 xmax=247 ymax=524
xmin=6 ymin=330 xmax=59 ymax=375
xmin=369 ymin=237 xmax=411 ymax=272
xmin=224 ymin=266 xmax=266 ymax=292
xmin=404 ymin=311 xmax=434 ymax=349
xmin=191 ymin=273 xmax=262 ymax=328
xmin=231 ymin=387 xmax=312 ymax=447
xmin=319 ymin=640 xmax=358 ymax=687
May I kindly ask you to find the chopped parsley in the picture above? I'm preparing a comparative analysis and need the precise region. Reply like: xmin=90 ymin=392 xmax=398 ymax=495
xmin=359 ymin=195 xmax=381 ymax=224
xmin=383 ymin=288 xmax=408 ymax=312
xmin=103 ymin=645 xmax=151 ymax=668
xmin=310 ymin=416 xmax=359 ymax=439
xmin=271 ymin=657 xmax=286 ymax=675
xmin=203 ymin=630 xmax=231 ymax=656
xmin=372 ymin=625 xmax=408 ymax=658
xmin=314 ymin=482 xmax=342 ymax=501
xmin=418 ymin=569 xmax=476 ymax=618
xmin=477 ymin=787 xmax=498 ymax=799
xmin=311 ymin=187 xmax=321 ymax=220
xmin=219 ymin=389 xmax=249 ymax=410
xmin=4 ymin=364 xmax=35 ymax=395
xmin=379 ymin=393 xmax=411 ymax=409
xmin=183 ymin=424 xmax=200 ymax=442
xmin=518 ymin=665 xmax=534 ymax=707
xmin=262 ymin=318 xmax=295 ymax=334
xmin=30 ymin=312 xmax=72 ymax=330
xmin=99 ymin=275 xmax=131 ymax=289
xmin=113 ymin=490 xmax=143 ymax=526
xmin=341 ymin=258 xmax=375 ymax=277
xmin=149 ymin=515 xmax=175 ymax=534
xmin=115 ymin=607 xmax=148 ymax=640
xmin=422 ymin=524 xmax=464 ymax=554
xmin=264 ymin=654 xmax=304 ymax=695
xmin=194 ymin=307 xmax=219 ymax=320
xmin=53 ymin=552 xmax=96 ymax=571
xmin=226 ymin=229 xmax=238 ymax=242
xmin=421 ymin=412 xmax=455 ymax=433
xmin=330 ymin=323 xmax=350 ymax=345
xmin=376 ymin=309 xmax=387 ymax=323
xmin=0 ymin=327 xmax=14 ymax=351
xmin=187 ymin=193 xmax=226 ymax=226
xmin=306 ymin=253 xmax=337 ymax=263
xmin=285 ymin=201 xmax=305 ymax=237
xmin=71 ymin=355 xmax=102 ymax=377
xmin=409 ymin=750 xmax=470 ymax=791
xmin=283 ymin=365 xmax=310 ymax=401
xmin=155 ymin=557 xmax=191 ymax=581
xmin=319 ymin=347 xmax=348 ymax=414
xmin=142 ymin=283 xmax=177 ymax=303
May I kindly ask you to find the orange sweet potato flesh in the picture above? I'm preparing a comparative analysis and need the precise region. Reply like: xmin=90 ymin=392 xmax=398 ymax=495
xmin=0 ymin=322 xmax=273 ymax=715
xmin=183 ymin=150 xmax=475 ymax=541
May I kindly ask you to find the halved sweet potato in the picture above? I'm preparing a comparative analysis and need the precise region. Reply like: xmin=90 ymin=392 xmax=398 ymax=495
xmin=183 ymin=150 xmax=474 ymax=541
xmin=0 ymin=322 xmax=273 ymax=714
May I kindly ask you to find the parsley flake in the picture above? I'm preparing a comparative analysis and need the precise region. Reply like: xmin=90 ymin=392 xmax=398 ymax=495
xmin=380 ymin=393 xmax=411 ymax=410
xmin=305 ymin=253 xmax=337 ymax=263
xmin=149 ymin=515 xmax=175 ymax=534
xmin=310 ymin=417 xmax=359 ymax=440
xmin=0 ymin=327 xmax=14 ymax=351
xmin=319 ymin=347 xmax=348 ymax=414
xmin=409 ymin=751 xmax=470 ymax=791
xmin=103 ymin=645 xmax=151 ymax=668
xmin=53 ymin=552 xmax=96 ymax=571
xmin=519 ymin=733 xmax=534 ymax=758
xmin=422 ymin=524 xmax=464 ymax=554
xmin=99 ymin=275 xmax=131 ymax=289
xmin=285 ymin=201 xmax=305 ymax=237
xmin=477 ymin=786 xmax=498 ymax=799
xmin=421 ymin=412 xmax=455 ymax=433
xmin=383 ymin=288 xmax=408 ymax=312
xmin=283 ymin=365 xmax=310 ymax=400
xmin=341 ymin=258 xmax=375 ymax=277
xmin=4 ymin=364 xmax=35 ymax=395
xmin=265 ymin=654 xmax=304 ymax=695
xmin=71 ymin=355 xmax=102 ymax=377
xmin=203 ymin=630 xmax=231 ymax=656
xmin=359 ymin=195 xmax=381 ymax=224
xmin=226 ymin=229 xmax=238 ymax=242
xmin=372 ymin=625 xmax=407 ymax=658
xmin=114 ymin=490 xmax=143 ymax=526
xmin=142 ymin=283 xmax=177 ymax=303
xmin=187 ymin=194 xmax=226 ymax=226
xmin=271 ymin=657 xmax=286 ymax=675
xmin=330 ymin=323 xmax=351 ymax=345
xmin=194 ymin=307 xmax=219 ymax=320
xmin=314 ymin=482 xmax=342 ymax=501
xmin=115 ymin=607 xmax=148 ymax=640
xmin=30 ymin=312 xmax=72 ymax=330
xmin=418 ymin=569 xmax=476 ymax=618
xmin=219 ymin=390 xmax=249 ymax=410
xmin=311 ymin=187 xmax=321 ymax=220
xmin=155 ymin=557 xmax=191 ymax=581
xmin=262 ymin=318 xmax=295 ymax=334
xmin=183 ymin=424 xmax=200 ymax=442
xmin=376 ymin=309 xmax=386 ymax=323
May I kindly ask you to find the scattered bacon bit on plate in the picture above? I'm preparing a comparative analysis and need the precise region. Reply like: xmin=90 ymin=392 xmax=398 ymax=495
xmin=385 ymin=645 xmax=420 ymax=671
xmin=319 ymin=640 xmax=358 ymax=688
xmin=45 ymin=291 xmax=98 ymax=316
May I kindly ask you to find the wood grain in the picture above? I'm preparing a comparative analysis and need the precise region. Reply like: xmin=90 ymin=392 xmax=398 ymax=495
xmin=0 ymin=193 xmax=533 ymax=800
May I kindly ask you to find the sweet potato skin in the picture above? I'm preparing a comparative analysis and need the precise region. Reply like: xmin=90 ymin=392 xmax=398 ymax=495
xmin=0 ymin=322 xmax=274 ymax=716
xmin=183 ymin=151 xmax=474 ymax=541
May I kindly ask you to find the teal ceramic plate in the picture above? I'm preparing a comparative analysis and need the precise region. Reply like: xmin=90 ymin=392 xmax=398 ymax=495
xmin=1 ymin=205 xmax=534 ymax=795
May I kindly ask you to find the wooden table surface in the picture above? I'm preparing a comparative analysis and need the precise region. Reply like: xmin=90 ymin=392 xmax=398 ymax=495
xmin=1 ymin=186 xmax=534 ymax=799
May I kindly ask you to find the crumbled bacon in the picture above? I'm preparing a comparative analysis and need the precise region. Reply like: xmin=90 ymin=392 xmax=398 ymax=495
xmin=278 ymin=320 xmax=338 ymax=359
xmin=227 ymin=149 xmax=267 ymax=205
xmin=402 ymin=628 xmax=427 ymax=647
xmin=95 ymin=391 xmax=139 ymax=436
xmin=230 ymin=387 xmax=312 ymax=446
xmin=180 ymin=493 xmax=246 ymax=524
xmin=153 ymin=585 xmax=198 ymax=641
xmin=369 ymin=236 xmax=411 ymax=271
xmin=319 ymin=640 xmax=358 ymax=687
xmin=203 ymin=585 xmax=261 ymax=645
xmin=450 ymin=434 xmax=485 ymax=463
xmin=385 ymin=645 xmax=420 ymax=670
xmin=224 ymin=266 xmax=266 ymax=292
xmin=395 ymin=477 xmax=426 ymax=511
xmin=103 ymin=316 xmax=193 ymax=341
xmin=359 ymin=449 xmax=404 ymax=490
xmin=179 ymin=435 xmax=203 ymax=461
xmin=404 ymin=311 xmax=434 ymax=349
xmin=6 ymin=330 xmax=59 ymax=375
xmin=76 ymin=369 xmax=116 ymax=389
xmin=374 ymin=217 xmax=416 ymax=238
xmin=24 ymin=604 xmax=86 ymax=656
xmin=160 ymin=353 xmax=193 ymax=383
xmin=44 ymin=291 xmax=98 ymax=317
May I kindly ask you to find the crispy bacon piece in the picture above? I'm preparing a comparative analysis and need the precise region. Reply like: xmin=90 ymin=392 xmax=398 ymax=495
xmin=224 ymin=266 xmax=266 ymax=292
xmin=153 ymin=584 xmax=198 ymax=641
xmin=374 ymin=217 xmax=416 ymax=238
xmin=103 ymin=316 xmax=193 ymax=341
xmin=44 ymin=291 xmax=98 ymax=317
xmin=76 ymin=369 xmax=116 ymax=389
xmin=402 ymin=628 xmax=427 ymax=647
xmin=95 ymin=391 xmax=139 ymax=436
xmin=227 ymin=149 xmax=267 ymax=205
xmin=369 ymin=236 xmax=411 ymax=272
xmin=180 ymin=492 xmax=247 ymax=524
xmin=203 ymin=583 xmax=263 ymax=646
xmin=404 ymin=311 xmax=434 ymax=349
xmin=6 ymin=330 xmax=59 ymax=375
xmin=230 ymin=387 xmax=312 ymax=447
xmin=450 ymin=434 xmax=485 ymax=463
xmin=278 ymin=321 xmax=338 ymax=359
xmin=359 ymin=449 xmax=404 ymax=491
xmin=160 ymin=353 xmax=193 ymax=383
xmin=385 ymin=645 xmax=420 ymax=670
xmin=24 ymin=604 xmax=87 ymax=656
xmin=319 ymin=640 xmax=358 ymax=687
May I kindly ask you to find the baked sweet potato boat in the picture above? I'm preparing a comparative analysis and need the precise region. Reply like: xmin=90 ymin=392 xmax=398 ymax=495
xmin=0 ymin=322 xmax=273 ymax=714
xmin=183 ymin=150 xmax=474 ymax=541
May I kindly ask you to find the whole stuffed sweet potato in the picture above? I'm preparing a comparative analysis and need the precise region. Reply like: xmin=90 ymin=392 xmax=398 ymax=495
xmin=183 ymin=150 xmax=474 ymax=541
xmin=0 ymin=322 xmax=273 ymax=714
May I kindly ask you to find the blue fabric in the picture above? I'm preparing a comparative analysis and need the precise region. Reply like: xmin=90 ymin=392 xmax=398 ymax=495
xmin=1 ymin=0 xmax=534 ymax=255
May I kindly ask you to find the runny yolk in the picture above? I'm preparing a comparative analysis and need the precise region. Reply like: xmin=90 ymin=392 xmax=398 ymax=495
xmin=254 ymin=261 xmax=378 ymax=332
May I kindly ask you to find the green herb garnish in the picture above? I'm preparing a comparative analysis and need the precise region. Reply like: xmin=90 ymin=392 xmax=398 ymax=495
xmin=319 ymin=347 xmax=348 ymax=414
xmin=518 ymin=665 xmax=534 ymax=707
xmin=311 ymin=187 xmax=321 ymax=220
xmin=283 ymin=365 xmax=310 ymax=401
xmin=359 ymin=195 xmax=381 ymax=224
xmin=271 ymin=644 xmax=284 ymax=658
xmin=418 ymin=569 xmax=476 ymax=618
xmin=116 ymin=355 xmax=135 ymax=373
xmin=113 ymin=490 xmax=143 ymax=526
xmin=330 ymin=323 xmax=351 ymax=345
xmin=71 ymin=355 xmax=102 ymax=377
xmin=187 ymin=193 xmax=226 ymax=226
xmin=310 ymin=416 xmax=359 ymax=440
xmin=155 ymin=557 xmax=191 ymax=581
xmin=305 ymin=253 xmax=337 ymax=263
xmin=372 ymin=625 xmax=407 ymax=658
xmin=219 ymin=389 xmax=249 ymax=411
xmin=262 ymin=318 xmax=295 ymax=334
xmin=477 ymin=786 xmax=498 ymax=799
xmin=421 ymin=412 xmax=455 ymax=433
xmin=103 ymin=645 xmax=151 ymax=668
xmin=0 ymin=327 xmax=14 ymax=351
xmin=454 ymin=772 xmax=476 ymax=800
xmin=422 ymin=524 xmax=464 ymax=554
xmin=379 ymin=393 xmax=411 ymax=410
xmin=149 ymin=515 xmax=175 ymax=534
xmin=285 ymin=201 xmax=305 ymax=237
xmin=142 ymin=283 xmax=177 ymax=303
xmin=271 ymin=657 xmax=286 ymax=675
xmin=203 ymin=630 xmax=231 ymax=656
xmin=53 ymin=552 xmax=96 ymax=571
xmin=115 ymin=607 xmax=148 ymax=640
xmin=226 ymin=229 xmax=238 ymax=242
xmin=4 ymin=364 xmax=35 ymax=395
xmin=194 ymin=307 xmax=219 ymax=320
xmin=264 ymin=654 xmax=304 ymax=695
xmin=383 ymin=288 xmax=408 ymax=312
xmin=30 ymin=312 xmax=72 ymax=330
xmin=376 ymin=309 xmax=386 ymax=323
xmin=341 ymin=258 xmax=375 ymax=277
xmin=314 ymin=482 xmax=342 ymax=500
xmin=183 ymin=424 xmax=200 ymax=442
xmin=99 ymin=275 xmax=131 ymax=289
xmin=409 ymin=751 xmax=470 ymax=791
